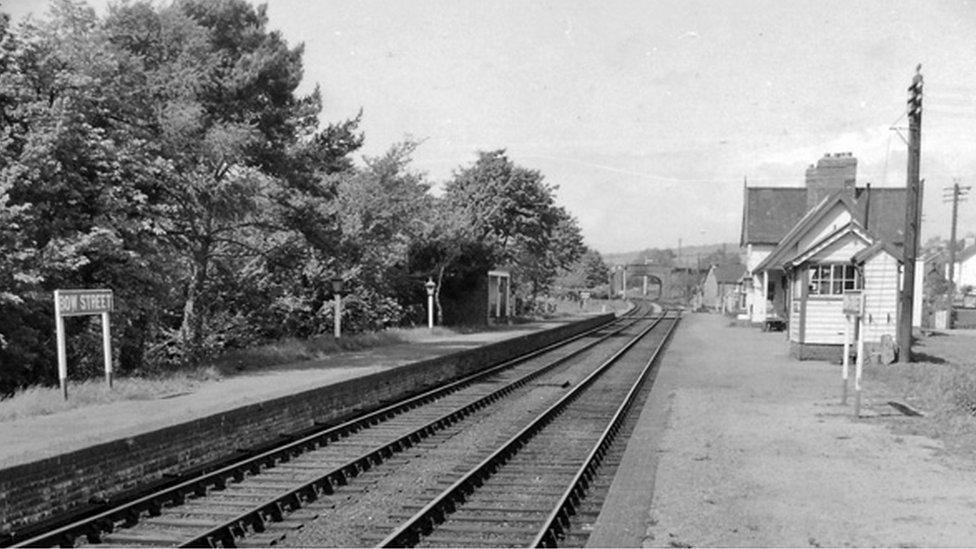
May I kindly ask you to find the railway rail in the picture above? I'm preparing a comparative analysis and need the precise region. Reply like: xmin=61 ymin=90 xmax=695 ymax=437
xmin=377 ymin=311 xmax=678 ymax=548
xmin=11 ymin=303 xmax=666 ymax=548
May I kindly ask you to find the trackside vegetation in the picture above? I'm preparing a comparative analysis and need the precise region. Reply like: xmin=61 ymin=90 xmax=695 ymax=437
xmin=0 ymin=0 xmax=610 ymax=396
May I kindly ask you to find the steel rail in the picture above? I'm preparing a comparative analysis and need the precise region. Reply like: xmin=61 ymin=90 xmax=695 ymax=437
xmin=177 ymin=308 xmax=653 ymax=547
xmin=376 ymin=312 xmax=667 ymax=548
xmin=9 ymin=308 xmax=638 ymax=548
xmin=530 ymin=313 xmax=679 ymax=547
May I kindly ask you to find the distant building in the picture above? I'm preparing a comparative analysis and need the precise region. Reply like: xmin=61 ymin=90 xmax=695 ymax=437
xmin=947 ymin=238 xmax=976 ymax=292
xmin=701 ymin=264 xmax=747 ymax=313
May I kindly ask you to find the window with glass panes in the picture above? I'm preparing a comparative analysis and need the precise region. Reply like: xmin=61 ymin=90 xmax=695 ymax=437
xmin=808 ymin=264 xmax=861 ymax=296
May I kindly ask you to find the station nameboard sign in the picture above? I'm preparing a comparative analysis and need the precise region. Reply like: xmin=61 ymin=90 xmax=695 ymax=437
xmin=56 ymin=289 xmax=114 ymax=317
xmin=53 ymin=289 xmax=116 ymax=399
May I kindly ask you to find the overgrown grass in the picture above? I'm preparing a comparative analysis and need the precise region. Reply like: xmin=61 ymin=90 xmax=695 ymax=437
xmin=0 ymin=372 xmax=217 ymax=422
xmin=206 ymin=331 xmax=405 ymax=375
xmin=0 ymin=330 xmax=410 ymax=422
xmin=865 ymin=334 xmax=976 ymax=457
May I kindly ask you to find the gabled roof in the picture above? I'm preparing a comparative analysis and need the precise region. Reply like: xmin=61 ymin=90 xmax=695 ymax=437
xmin=740 ymin=186 xmax=808 ymax=246
xmin=788 ymin=221 xmax=874 ymax=268
xmin=712 ymin=264 xmax=747 ymax=284
xmin=852 ymin=240 xmax=904 ymax=264
xmin=752 ymin=189 xmax=858 ymax=273
xmin=740 ymin=185 xmax=907 ymax=247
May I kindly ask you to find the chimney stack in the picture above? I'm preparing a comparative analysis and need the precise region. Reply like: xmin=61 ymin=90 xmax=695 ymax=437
xmin=806 ymin=152 xmax=858 ymax=209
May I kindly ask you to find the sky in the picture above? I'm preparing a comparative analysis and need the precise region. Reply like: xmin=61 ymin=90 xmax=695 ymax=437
xmin=5 ymin=0 xmax=976 ymax=253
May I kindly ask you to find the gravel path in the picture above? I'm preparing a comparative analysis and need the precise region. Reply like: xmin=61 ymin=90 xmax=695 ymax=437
xmin=615 ymin=313 xmax=976 ymax=548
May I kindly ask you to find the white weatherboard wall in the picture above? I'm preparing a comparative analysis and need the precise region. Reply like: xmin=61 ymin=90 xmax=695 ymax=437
xmin=914 ymin=258 xmax=924 ymax=327
xmin=745 ymin=244 xmax=773 ymax=322
xmin=804 ymin=298 xmax=846 ymax=344
xmin=862 ymin=251 xmax=899 ymax=343
xmin=954 ymin=256 xmax=976 ymax=290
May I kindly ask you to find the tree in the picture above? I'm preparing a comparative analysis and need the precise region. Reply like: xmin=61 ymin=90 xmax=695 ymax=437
xmin=515 ymin=206 xmax=585 ymax=300
xmin=702 ymin=246 xmax=741 ymax=267
xmin=580 ymin=249 xmax=610 ymax=287
xmin=443 ymin=150 xmax=582 ymax=305
xmin=101 ymin=0 xmax=342 ymax=363
xmin=445 ymin=150 xmax=557 ymax=265
xmin=0 ymin=0 xmax=176 ymax=386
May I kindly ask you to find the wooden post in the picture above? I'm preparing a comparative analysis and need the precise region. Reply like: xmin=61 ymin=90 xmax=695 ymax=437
xmin=898 ymin=67 xmax=923 ymax=363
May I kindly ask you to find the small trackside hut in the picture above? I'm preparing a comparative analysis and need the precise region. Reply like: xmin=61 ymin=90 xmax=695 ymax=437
xmin=441 ymin=269 xmax=512 ymax=326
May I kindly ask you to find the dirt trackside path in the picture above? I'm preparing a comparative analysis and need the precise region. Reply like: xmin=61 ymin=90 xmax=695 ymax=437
xmin=638 ymin=313 xmax=976 ymax=547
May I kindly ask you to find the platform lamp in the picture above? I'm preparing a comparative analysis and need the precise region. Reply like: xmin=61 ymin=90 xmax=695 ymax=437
xmin=425 ymin=278 xmax=436 ymax=330
xmin=331 ymin=276 xmax=344 ymax=339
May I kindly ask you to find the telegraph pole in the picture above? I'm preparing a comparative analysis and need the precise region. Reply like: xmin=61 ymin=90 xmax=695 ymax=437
xmin=898 ymin=66 xmax=923 ymax=363
xmin=943 ymin=180 xmax=971 ymax=329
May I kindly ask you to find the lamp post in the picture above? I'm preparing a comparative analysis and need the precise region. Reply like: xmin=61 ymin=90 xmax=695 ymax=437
xmin=425 ymin=278 xmax=436 ymax=330
xmin=331 ymin=277 xmax=343 ymax=339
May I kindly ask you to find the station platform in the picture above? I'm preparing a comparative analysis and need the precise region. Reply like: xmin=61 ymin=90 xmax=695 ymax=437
xmin=0 ymin=320 xmax=582 ymax=470
xmin=588 ymin=312 xmax=976 ymax=548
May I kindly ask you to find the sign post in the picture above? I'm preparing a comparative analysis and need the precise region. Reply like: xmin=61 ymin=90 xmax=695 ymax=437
xmin=842 ymin=314 xmax=851 ymax=405
xmin=53 ymin=289 xmax=115 ymax=400
xmin=843 ymin=291 xmax=865 ymax=416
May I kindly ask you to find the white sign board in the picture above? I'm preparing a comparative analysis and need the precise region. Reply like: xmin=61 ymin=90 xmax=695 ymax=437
xmin=54 ymin=289 xmax=115 ymax=399
xmin=842 ymin=291 xmax=864 ymax=317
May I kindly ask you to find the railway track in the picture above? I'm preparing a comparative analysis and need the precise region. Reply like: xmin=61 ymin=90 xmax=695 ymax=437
xmin=376 ymin=311 xmax=678 ymax=548
xmin=11 ymin=304 xmax=664 ymax=548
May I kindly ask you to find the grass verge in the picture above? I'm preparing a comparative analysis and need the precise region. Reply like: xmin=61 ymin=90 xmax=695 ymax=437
xmin=0 ymin=330 xmax=409 ymax=422
xmin=864 ymin=332 xmax=976 ymax=458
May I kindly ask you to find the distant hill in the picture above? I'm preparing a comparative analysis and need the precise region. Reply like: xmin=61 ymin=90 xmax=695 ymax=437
xmin=602 ymin=242 xmax=742 ymax=268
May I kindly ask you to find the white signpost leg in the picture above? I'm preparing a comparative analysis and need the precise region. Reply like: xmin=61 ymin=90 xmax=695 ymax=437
xmin=53 ymin=290 xmax=68 ymax=400
xmin=854 ymin=315 xmax=864 ymax=418
xmin=842 ymin=314 xmax=850 ymax=405
xmin=56 ymin=314 xmax=68 ymax=400
xmin=102 ymin=312 xmax=113 ymax=388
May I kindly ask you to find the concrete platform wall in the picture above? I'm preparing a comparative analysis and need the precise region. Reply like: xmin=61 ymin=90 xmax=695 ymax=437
xmin=0 ymin=314 xmax=613 ymax=536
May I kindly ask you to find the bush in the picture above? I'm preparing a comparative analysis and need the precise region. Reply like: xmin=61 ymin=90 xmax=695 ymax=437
xmin=318 ymin=287 xmax=406 ymax=333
